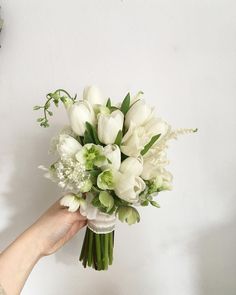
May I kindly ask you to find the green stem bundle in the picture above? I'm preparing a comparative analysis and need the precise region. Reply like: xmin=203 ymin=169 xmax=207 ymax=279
xmin=79 ymin=227 xmax=114 ymax=270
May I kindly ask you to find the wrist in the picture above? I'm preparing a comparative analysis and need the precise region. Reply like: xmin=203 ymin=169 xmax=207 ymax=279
xmin=0 ymin=228 xmax=42 ymax=294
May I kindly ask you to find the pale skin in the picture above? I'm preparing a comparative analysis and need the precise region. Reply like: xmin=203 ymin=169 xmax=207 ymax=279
xmin=0 ymin=200 xmax=87 ymax=295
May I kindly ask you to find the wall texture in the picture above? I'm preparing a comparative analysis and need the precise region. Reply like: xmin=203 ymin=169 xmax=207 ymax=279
xmin=0 ymin=1 xmax=236 ymax=294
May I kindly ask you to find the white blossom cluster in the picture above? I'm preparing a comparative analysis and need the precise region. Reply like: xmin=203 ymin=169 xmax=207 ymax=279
xmin=53 ymin=157 xmax=90 ymax=191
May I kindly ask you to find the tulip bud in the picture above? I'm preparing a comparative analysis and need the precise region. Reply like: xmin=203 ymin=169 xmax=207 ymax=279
xmin=119 ymin=156 xmax=143 ymax=176
xmin=83 ymin=86 xmax=106 ymax=105
xmin=68 ymin=101 xmax=96 ymax=136
xmin=114 ymin=173 xmax=146 ymax=203
xmin=57 ymin=134 xmax=82 ymax=158
xmin=98 ymin=110 xmax=124 ymax=145
xmin=125 ymin=100 xmax=153 ymax=129
xmin=103 ymin=144 xmax=121 ymax=170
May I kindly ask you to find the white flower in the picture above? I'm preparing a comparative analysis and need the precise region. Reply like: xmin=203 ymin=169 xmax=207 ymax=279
xmin=97 ymin=169 xmax=118 ymax=190
xmin=119 ymin=156 xmax=143 ymax=176
xmin=141 ymin=152 xmax=168 ymax=180
xmin=98 ymin=110 xmax=124 ymax=145
xmin=147 ymin=169 xmax=173 ymax=192
xmin=102 ymin=144 xmax=121 ymax=170
xmin=125 ymin=100 xmax=152 ymax=129
xmin=121 ymin=122 xmax=149 ymax=157
xmin=75 ymin=143 xmax=107 ymax=170
xmin=60 ymin=194 xmax=86 ymax=212
xmin=144 ymin=117 xmax=170 ymax=142
xmin=83 ymin=86 xmax=106 ymax=106
xmin=121 ymin=117 xmax=167 ymax=157
xmin=114 ymin=173 xmax=146 ymax=203
xmin=68 ymin=101 xmax=96 ymax=136
xmin=57 ymin=134 xmax=82 ymax=158
xmin=155 ymin=169 xmax=173 ymax=191
xmin=130 ymin=91 xmax=144 ymax=104
xmin=49 ymin=126 xmax=77 ymax=154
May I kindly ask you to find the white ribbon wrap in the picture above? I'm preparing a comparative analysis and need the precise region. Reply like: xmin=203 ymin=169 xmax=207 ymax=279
xmin=80 ymin=193 xmax=116 ymax=234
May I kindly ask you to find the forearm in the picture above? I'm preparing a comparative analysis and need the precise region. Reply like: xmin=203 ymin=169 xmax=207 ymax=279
xmin=0 ymin=228 xmax=41 ymax=295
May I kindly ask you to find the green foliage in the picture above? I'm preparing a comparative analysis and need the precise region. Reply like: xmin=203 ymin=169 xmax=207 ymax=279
xmin=106 ymin=98 xmax=112 ymax=109
xmin=120 ymin=93 xmax=131 ymax=115
xmin=150 ymin=200 xmax=160 ymax=208
xmin=114 ymin=130 xmax=123 ymax=146
xmin=141 ymin=134 xmax=161 ymax=156
xmin=84 ymin=122 xmax=101 ymax=145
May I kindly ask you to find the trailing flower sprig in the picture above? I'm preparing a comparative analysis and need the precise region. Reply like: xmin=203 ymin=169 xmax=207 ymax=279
xmin=33 ymin=89 xmax=77 ymax=127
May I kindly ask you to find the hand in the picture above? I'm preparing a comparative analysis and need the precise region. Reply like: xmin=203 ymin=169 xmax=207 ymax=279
xmin=0 ymin=199 xmax=87 ymax=295
xmin=29 ymin=199 xmax=87 ymax=256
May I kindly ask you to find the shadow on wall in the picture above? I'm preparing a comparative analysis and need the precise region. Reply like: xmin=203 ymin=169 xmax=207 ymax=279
xmin=196 ymin=201 xmax=236 ymax=295
xmin=0 ymin=130 xmax=84 ymax=264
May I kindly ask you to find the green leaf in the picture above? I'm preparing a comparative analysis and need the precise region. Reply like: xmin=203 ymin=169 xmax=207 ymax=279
xmin=140 ymin=200 xmax=149 ymax=206
xmin=47 ymin=111 xmax=53 ymax=116
xmin=92 ymin=196 xmax=101 ymax=208
xmin=33 ymin=106 xmax=41 ymax=110
xmin=99 ymin=191 xmax=114 ymax=211
xmin=114 ymin=130 xmax=123 ymax=146
xmin=150 ymin=200 xmax=160 ymax=208
xmin=37 ymin=118 xmax=44 ymax=122
xmin=141 ymin=134 xmax=161 ymax=156
xmin=120 ymin=93 xmax=131 ymax=115
xmin=84 ymin=130 xmax=94 ymax=144
xmin=106 ymin=98 xmax=112 ymax=108
xmin=85 ymin=122 xmax=101 ymax=145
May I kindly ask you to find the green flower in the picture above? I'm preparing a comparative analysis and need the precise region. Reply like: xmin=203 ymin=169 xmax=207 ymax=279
xmin=99 ymin=191 xmax=114 ymax=212
xmin=117 ymin=206 xmax=140 ymax=225
xmin=76 ymin=143 xmax=107 ymax=170
xmin=97 ymin=169 xmax=115 ymax=190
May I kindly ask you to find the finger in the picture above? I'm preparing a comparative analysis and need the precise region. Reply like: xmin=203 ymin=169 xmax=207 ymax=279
xmin=67 ymin=220 xmax=87 ymax=239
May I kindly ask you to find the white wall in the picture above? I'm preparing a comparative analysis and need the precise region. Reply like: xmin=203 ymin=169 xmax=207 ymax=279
xmin=0 ymin=1 xmax=236 ymax=294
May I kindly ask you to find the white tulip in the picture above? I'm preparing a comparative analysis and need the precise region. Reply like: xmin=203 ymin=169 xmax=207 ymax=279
xmin=83 ymin=86 xmax=106 ymax=105
xmin=141 ymin=154 xmax=168 ymax=180
xmin=114 ymin=173 xmax=146 ymax=203
xmin=103 ymin=144 xmax=121 ymax=170
xmin=121 ymin=122 xmax=149 ymax=157
xmin=120 ymin=156 xmax=143 ymax=176
xmin=144 ymin=117 xmax=170 ymax=140
xmin=57 ymin=134 xmax=82 ymax=158
xmin=121 ymin=117 xmax=167 ymax=157
xmin=68 ymin=101 xmax=96 ymax=136
xmin=125 ymin=100 xmax=153 ymax=129
xmin=98 ymin=110 xmax=124 ymax=145
xmin=60 ymin=194 xmax=86 ymax=213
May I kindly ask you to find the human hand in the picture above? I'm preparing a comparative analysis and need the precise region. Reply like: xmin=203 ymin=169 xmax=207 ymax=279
xmin=28 ymin=199 xmax=87 ymax=257
xmin=0 ymin=199 xmax=87 ymax=295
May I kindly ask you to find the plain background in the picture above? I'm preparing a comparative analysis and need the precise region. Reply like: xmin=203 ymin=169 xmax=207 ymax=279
xmin=0 ymin=1 xmax=236 ymax=294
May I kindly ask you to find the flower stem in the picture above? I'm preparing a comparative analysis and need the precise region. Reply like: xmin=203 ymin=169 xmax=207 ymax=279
xmin=79 ymin=227 xmax=114 ymax=271
xmin=95 ymin=234 xmax=102 ymax=270
xmin=109 ymin=232 xmax=113 ymax=265
xmin=88 ymin=229 xmax=94 ymax=267
xmin=104 ymin=234 xmax=109 ymax=270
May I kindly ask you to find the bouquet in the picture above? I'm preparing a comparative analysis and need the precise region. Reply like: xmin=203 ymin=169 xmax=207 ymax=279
xmin=34 ymin=86 xmax=196 ymax=270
